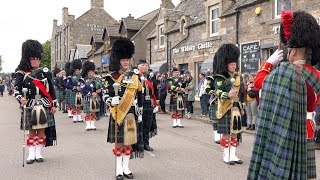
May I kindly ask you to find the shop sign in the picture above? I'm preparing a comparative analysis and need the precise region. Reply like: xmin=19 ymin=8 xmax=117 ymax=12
xmin=240 ymin=41 xmax=261 ymax=74
xmin=173 ymin=42 xmax=213 ymax=54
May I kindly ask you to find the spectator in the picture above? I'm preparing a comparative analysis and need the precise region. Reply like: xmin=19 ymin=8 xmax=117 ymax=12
xmin=245 ymin=73 xmax=259 ymax=130
xmin=159 ymin=73 xmax=168 ymax=113
xmin=0 ymin=77 xmax=5 ymax=96
xmin=197 ymin=73 xmax=209 ymax=117
xmin=184 ymin=71 xmax=195 ymax=118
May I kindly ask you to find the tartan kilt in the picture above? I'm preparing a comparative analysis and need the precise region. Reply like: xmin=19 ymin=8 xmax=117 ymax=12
xmin=217 ymin=110 xmax=231 ymax=134
xmin=209 ymin=104 xmax=218 ymax=121
xmin=56 ymin=89 xmax=66 ymax=101
xmin=307 ymin=139 xmax=316 ymax=179
xmin=20 ymin=107 xmax=55 ymax=130
xmin=83 ymin=99 xmax=100 ymax=114
xmin=170 ymin=97 xmax=185 ymax=111
xmin=67 ymin=91 xmax=76 ymax=108
xmin=107 ymin=106 xmax=144 ymax=158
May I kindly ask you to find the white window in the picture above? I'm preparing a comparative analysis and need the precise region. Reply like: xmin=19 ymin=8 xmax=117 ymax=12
xmin=209 ymin=4 xmax=219 ymax=37
xmin=159 ymin=25 xmax=165 ymax=48
xmin=275 ymin=0 xmax=291 ymax=19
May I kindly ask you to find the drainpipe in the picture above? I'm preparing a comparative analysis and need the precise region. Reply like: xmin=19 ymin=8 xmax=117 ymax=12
xmin=235 ymin=8 xmax=240 ymax=45
xmin=149 ymin=39 xmax=152 ymax=64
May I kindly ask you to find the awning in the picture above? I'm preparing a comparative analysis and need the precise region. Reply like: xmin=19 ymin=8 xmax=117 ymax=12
xmin=150 ymin=60 xmax=168 ymax=74
xmin=200 ymin=58 xmax=213 ymax=73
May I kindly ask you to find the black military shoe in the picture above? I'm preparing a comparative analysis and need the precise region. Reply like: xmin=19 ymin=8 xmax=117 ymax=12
xmin=234 ymin=159 xmax=243 ymax=164
xmin=116 ymin=175 xmax=123 ymax=180
xmin=144 ymin=145 xmax=153 ymax=151
xmin=26 ymin=159 xmax=35 ymax=164
xmin=215 ymin=140 xmax=220 ymax=144
xmin=35 ymin=158 xmax=44 ymax=162
xmin=124 ymin=173 xmax=134 ymax=179
xmin=225 ymin=161 xmax=235 ymax=165
xmin=172 ymin=126 xmax=177 ymax=128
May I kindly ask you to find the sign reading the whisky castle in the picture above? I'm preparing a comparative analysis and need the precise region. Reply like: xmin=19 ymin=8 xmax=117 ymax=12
xmin=172 ymin=42 xmax=213 ymax=54
xmin=240 ymin=41 xmax=261 ymax=74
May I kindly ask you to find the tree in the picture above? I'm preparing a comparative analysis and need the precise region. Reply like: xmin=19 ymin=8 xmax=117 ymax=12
xmin=0 ymin=55 xmax=3 ymax=72
xmin=41 ymin=40 xmax=51 ymax=69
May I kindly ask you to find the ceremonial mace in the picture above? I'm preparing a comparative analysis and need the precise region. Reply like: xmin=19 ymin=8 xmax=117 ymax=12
xmin=22 ymin=88 xmax=28 ymax=167
xmin=112 ymin=82 xmax=120 ymax=177
xmin=228 ymin=78 xmax=235 ymax=166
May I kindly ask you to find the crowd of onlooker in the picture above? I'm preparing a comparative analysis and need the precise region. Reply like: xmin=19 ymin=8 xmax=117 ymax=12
xmin=0 ymin=75 xmax=15 ymax=97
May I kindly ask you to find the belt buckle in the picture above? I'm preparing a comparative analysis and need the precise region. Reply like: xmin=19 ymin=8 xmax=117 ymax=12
xmin=145 ymin=96 xmax=150 ymax=100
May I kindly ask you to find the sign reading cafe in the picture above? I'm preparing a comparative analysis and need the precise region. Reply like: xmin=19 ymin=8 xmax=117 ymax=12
xmin=173 ymin=42 xmax=213 ymax=54
xmin=240 ymin=41 xmax=261 ymax=74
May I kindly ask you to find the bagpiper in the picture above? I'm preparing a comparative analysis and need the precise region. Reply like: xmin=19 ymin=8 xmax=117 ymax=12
xmin=248 ymin=11 xmax=320 ymax=179
xmin=137 ymin=59 xmax=159 ymax=151
xmin=79 ymin=61 xmax=102 ymax=131
xmin=103 ymin=37 xmax=144 ymax=180
xmin=14 ymin=39 xmax=58 ymax=164
xmin=212 ymin=44 xmax=245 ymax=165
xmin=65 ymin=59 xmax=83 ymax=123
xmin=205 ymin=56 xmax=221 ymax=144
xmin=55 ymin=68 xmax=67 ymax=113
xmin=167 ymin=67 xmax=186 ymax=128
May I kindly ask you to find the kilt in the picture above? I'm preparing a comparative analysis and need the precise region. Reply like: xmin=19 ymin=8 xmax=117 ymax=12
xmin=209 ymin=104 xmax=218 ymax=121
xmin=83 ymin=99 xmax=100 ymax=114
xmin=212 ymin=120 xmax=218 ymax=130
xmin=217 ymin=109 xmax=231 ymax=134
xmin=56 ymin=89 xmax=66 ymax=101
xmin=20 ymin=107 xmax=55 ymax=130
xmin=107 ymin=106 xmax=144 ymax=158
xmin=67 ymin=91 xmax=76 ymax=108
xmin=307 ymin=139 xmax=316 ymax=179
xmin=170 ymin=97 xmax=185 ymax=111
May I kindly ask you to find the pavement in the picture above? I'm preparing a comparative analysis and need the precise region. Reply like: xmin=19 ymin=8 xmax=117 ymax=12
xmin=0 ymin=92 xmax=319 ymax=180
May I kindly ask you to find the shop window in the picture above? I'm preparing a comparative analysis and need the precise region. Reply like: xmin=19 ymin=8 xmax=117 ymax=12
xmin=275 ymin=0 xmax=291 ymax=19
xmin=159 ymin=25 xmax=165 ymax=48
xmin=209 ymin=4 xmax=219 ymax=37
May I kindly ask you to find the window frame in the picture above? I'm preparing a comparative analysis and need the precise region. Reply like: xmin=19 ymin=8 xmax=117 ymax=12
xmin=159 ymin=24 xmax=165 ymax=48
xmin=209 ymin=4 xmax=219 ymax=37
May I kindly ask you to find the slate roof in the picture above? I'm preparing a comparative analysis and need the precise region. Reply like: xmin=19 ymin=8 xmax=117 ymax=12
xmin=138 ymin=8 xmax=160 ymax=21
xmin=91 ymin=34 xmax=104 ymax=44
xmin=122 ymin=18 xmax=146 ymax=31
xmin=104 ymin=24 xmax=120 ymax=37
xmin=221 ymin=0 xmax=262 ymax=17
xmin=166 ymin=0 xmax=206 ymax=33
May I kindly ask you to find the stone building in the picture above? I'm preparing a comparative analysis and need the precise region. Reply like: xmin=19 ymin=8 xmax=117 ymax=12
xmin=51 ymin=0 xmax=117 ymax=69
xmin=147 ymin=0 xmax=320 ymax=84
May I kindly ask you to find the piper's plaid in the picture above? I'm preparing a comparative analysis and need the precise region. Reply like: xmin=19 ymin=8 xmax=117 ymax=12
xmin=67 ymin=91 xmax=76 ymax=108
xmin=248 ymin=62 xmax=320 ymax=180
xmin=83 ymin=98 xmax=100 ymax=113
xmin=56 ymin=89 xmax=66 ymax=101
xmin=107 ymin=106 xmax=144 ymax=158
xmin=20 ymin=107 xmax=55 ymax=130
xmin=217 ymin=110 xmax=231 ymax=134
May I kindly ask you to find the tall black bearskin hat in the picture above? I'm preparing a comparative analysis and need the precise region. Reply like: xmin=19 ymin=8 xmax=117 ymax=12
xmin=109 ymin=37 xmax=135 ymax=72
xmin=64 ymin=62 xmax=72 ymax=76
xmin=70 ymin=59 xmax=82 ymax=75
xmin=212 ymin=43 xmax=240 ymax=74
xmin=17 ymin=39 xmax=43 ymax=71
xmin=81 ymin=61 xmax=95 ymax=78
xmin=280 ymin=11 xmax=320 ymax=66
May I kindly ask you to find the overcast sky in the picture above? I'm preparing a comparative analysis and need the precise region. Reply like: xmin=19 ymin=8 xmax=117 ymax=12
xmin=0 ymin=0 xmax=179 ymax=73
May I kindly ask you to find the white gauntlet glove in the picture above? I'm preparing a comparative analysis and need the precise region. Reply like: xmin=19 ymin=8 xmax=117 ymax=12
xmin=266 ymin=49 xmax=283 ymax=65
xmin=111 ymin=96 xmax=120 ymax=106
